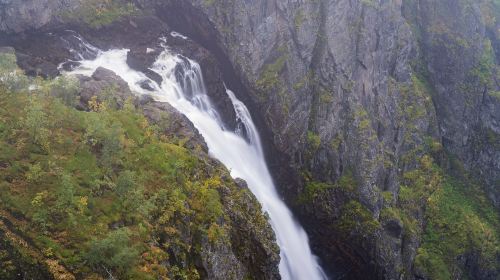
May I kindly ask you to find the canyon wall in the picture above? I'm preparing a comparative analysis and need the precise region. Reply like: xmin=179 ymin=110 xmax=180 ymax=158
xmin=1 ymin=0 xmax=499 ymax=279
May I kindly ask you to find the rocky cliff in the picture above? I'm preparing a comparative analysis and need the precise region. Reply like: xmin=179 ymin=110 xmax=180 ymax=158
xmin=141 ymin=0 xmax=500 ymax=279
xmin=0 ymin=0 xmax=499 ymax=279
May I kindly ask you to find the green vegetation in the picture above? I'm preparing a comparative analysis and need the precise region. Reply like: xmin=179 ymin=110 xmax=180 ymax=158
xmin=0 ymin=52 xmax=269 ymax=279
xmin=297 ymin=181 xmax=333 ymax=204
xmin=0 ymin=50 xmax=29 ymax=91
xmin=470 ymin=39 xmax=496 ymax=88
xmin=203 ymin=0 xmax=217 ymax=7
xmin=484 ymin=128 xmax=500 ymax=149
xmin=0 ymin=88 xmax=220 ymax=278
xmin=63 ymin=0 xmax=138 ymax=29
xmin=361 ymin=0 xmax=378 ymax=9
xmin=307 ymin=130 xmax=321 ymax=152
xmin=256 ymin=54 xmax=287 ymax=92
xmin=85 ymin=228 xmax=139 ymax=273
xmin=393 ymin=151 xmax=500 ymax=279
xmin=255 ymin=48 xmax=292 ymax=116
xmin=337 ymin=200 xmax=380 ymax=236
xmin=415 ymin=174 xmax=500 ymax=278
xmin=319 ymin=90 xmax=333 ymax=104
xmin=481 ymin=0 xmax=500 ymax=37
xmin=294 ymin=9 xmax=305 ymax=30
xmin=428 ymin=23 xmax=470 ymax=52
xmin=298 ymin=170 xmax=358 ymax=204
xmin=490 ymin=90 xmax=500 ymax=100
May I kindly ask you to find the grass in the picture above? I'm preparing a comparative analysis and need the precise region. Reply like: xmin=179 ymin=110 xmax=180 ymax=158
xmin=415 ymin=176 xmax=500 ymax=278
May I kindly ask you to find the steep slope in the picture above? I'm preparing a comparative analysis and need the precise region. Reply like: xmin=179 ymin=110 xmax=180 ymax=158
xmin=0 ymin=0 xmax=499 ymax=279
xmin=147 ymin=0 xmax=500 ymax=279
xmin=0 ymin=47 xmax=279 ymax=279
xmin=403 ymin=0 xmax=500 ymax=208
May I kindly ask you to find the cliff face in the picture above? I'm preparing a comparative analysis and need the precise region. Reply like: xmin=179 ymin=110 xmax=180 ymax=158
xmin=0 ymin=0 xmax=78 ymax=33
xmin=404 ymin=0 xmax=500 ymax=207
xmin=1 ymin=0 xmax=500 ymax=279
xmin=148 ymin=0 xmax=500 ymax=278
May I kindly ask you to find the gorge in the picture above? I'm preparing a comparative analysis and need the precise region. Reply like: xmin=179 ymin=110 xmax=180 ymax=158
xmin=66 ymin=40 xmax=327 ymax=279
xmin=0 ymin=0 xmax=499 ymax=279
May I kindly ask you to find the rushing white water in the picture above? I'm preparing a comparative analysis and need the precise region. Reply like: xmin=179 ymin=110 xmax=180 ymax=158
xmin=67 ymin=44 xmax=326 ymax=280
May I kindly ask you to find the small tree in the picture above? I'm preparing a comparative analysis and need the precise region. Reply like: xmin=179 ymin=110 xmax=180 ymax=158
xmin=116 ymin=171 xmax=151 ymax=223
xmin=31 ymin=191 xmax=50 ymax=231
xmin=0 ymin=52 xmax=29 ymax=92
xmin=116 ymin=170 xmax=136 ymax=197
xmin=84 ymin=114 xmax=123 ymax=170
xmin=101 ymin=122 xmax=123 ymax=170
xmin=25 ymin=162 xmax=44 ymax=183
xmin=49 ymin=76 xmax=79 ymax=107
xmin=85 ymin=228 xmax=139 ymax=276
xmin=55 ymin=173 xmax=76 ymax=216
xmin=23 ymin=97 xmax=50 ymax=150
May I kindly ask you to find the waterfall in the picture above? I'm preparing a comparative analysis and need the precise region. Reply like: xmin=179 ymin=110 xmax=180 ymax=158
xmin=66 ymin=43 xmax=327 ymax=280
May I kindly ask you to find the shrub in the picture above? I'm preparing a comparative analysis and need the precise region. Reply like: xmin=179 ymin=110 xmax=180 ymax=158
xmin=297 ymin=181 xmax=333 ymax=204
xmin=48 ymin=76 xmax=79 ymax=107
xmin=0 ymin=51 xmax=29 ymax=92
xmin=307 ymin=131 xmax=321 ymax=152
xmin=256 ymin=54 xmax=287 ymax=91
xmin=337 ymin=200 xmax=380 ymax=236
xmin=22 ymin=97 xmax=51 ymax=150
xmin=85 ymin=228 xmax=139 ymax=274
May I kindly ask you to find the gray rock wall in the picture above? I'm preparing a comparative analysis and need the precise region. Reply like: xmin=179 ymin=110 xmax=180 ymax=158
xmin=149 ymin=0 xmax=499 ymax=278
xmin=1 ymin=0 xmax=499 ymax=278
xmin=0 ymin=0 xmax=80 ymax=33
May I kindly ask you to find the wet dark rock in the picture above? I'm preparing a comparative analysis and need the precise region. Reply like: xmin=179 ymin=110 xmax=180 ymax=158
xmin=16 ymin=53 xmax=59 ymax=78
xmin=383 ymin=219 xmax=403 ymax=239
xmin=138 ymin=94 xmax=156 ymax=105
xmin=60 ymin=61 xmax=81 ymax=72
xmin=77 ymin=67 xmax=132 ymax=110
xmin=127 ymin=47 xmax=163 ymax=85
xmin=77 ymin=16 xmax=168 ymax=51
xmin=234 ymin=178 xmax=248 ymax=189
xmin=138 ymin=79 xmax=156 ymax=91
xmin=0 ymin=30 xmax=101 ymax=78
xmin=0 ymin=32 xmax=68 ymax=78
xmin=141 ymin=99 xmax=209 ymax=152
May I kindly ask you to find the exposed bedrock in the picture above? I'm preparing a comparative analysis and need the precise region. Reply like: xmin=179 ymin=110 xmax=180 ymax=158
xmin=143 ymin=0 xmax=500 ymax=279
xmin=1 ymin=0 xmax=500 ymax=279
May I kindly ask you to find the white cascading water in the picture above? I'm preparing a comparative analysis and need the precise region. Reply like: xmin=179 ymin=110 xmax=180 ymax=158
xmin=66 ymin=40 xmax=327 ymax=280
